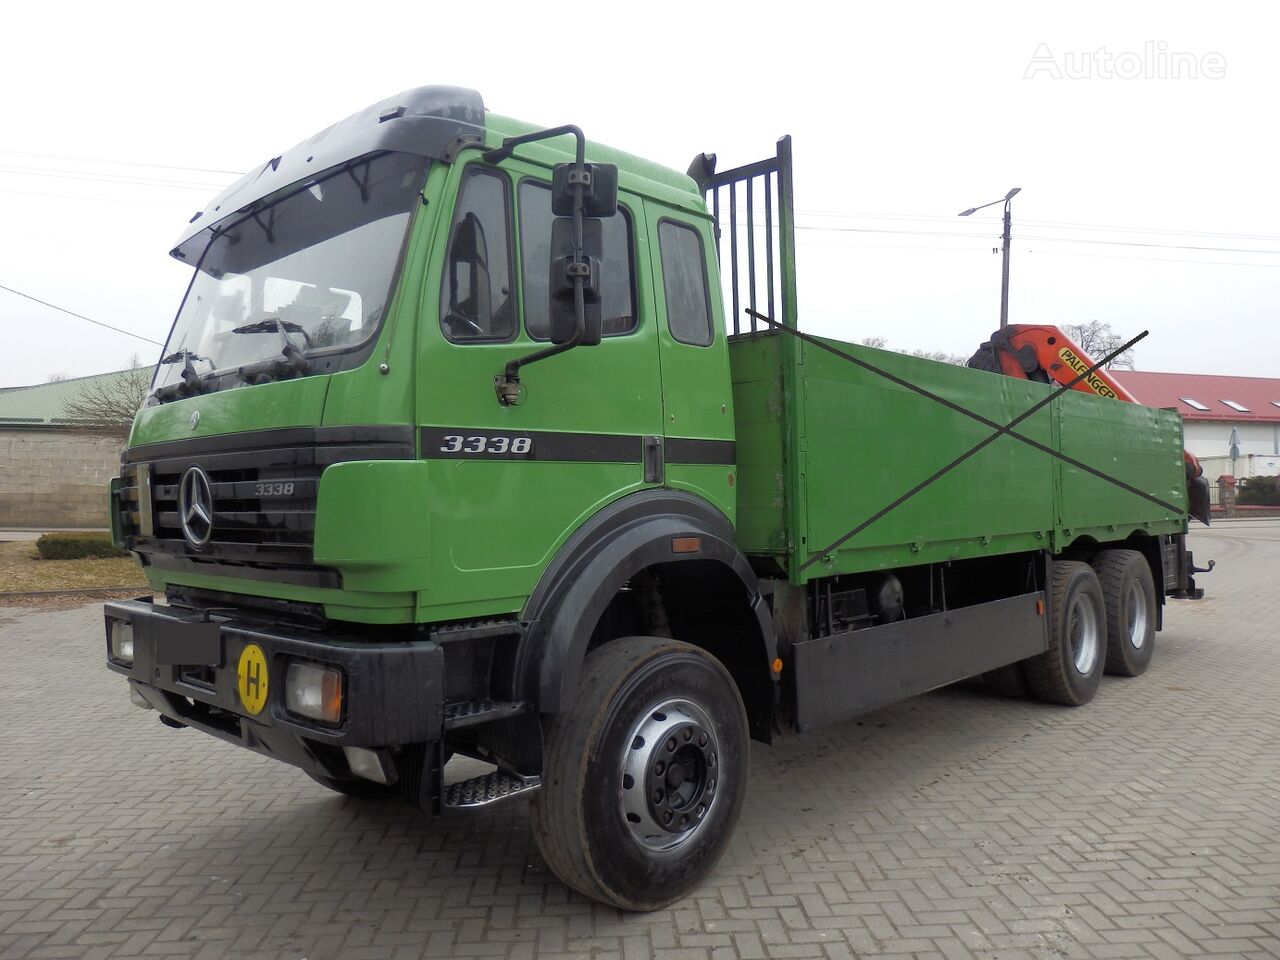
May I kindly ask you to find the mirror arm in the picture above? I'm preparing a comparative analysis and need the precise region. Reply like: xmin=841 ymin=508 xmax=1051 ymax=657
xmin=492 ymin=126 xmax=589 ymax=406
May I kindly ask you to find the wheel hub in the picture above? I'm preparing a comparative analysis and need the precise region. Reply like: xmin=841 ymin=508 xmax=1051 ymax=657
xmin=1126 ymin=581 xmax=1149 ymax=649
xmin=1069 ymin=592 xmax=1100 ymax=674
xmin=621 ymin=699 xmax=720 ymax=851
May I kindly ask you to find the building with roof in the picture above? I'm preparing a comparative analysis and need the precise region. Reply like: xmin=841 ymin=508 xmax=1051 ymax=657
xmin=0 ymin=369 xmax=140 ymax=529
xmin=1114 ymin=370 xmax=1280 ymax=484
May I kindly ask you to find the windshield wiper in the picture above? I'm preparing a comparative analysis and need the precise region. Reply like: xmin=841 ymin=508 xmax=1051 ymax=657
xmin=154 ymin=348 xmax=216 ymax=402
xmin=231 ymin=317 xmax=313 ymax=348
xmin=232 ymin=317 xmax=313 ymax=384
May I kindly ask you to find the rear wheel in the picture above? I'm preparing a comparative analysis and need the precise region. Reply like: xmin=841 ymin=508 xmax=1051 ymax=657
xmin=532 ymin=637 xmax=749 ymax=911
xmin=1091 ymin=549 xmax=1156 ymax=677
xmin=1023 ymin=561 xmax=1107 ymax=705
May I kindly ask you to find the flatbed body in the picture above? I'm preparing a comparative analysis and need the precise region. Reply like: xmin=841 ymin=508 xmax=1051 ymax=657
xmin=730 ymin=330 xmax=1187 ymax=581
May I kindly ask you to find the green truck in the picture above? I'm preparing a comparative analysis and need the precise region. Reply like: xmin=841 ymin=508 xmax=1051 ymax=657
xmin=104 ymin=86 xmax=1205 ymax=910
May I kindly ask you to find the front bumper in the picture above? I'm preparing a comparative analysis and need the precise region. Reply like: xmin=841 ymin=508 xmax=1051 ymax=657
xmin=104 ymin=598 xmax=444 ymax=782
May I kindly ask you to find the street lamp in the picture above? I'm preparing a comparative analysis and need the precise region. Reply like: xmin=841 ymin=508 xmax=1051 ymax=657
xmin=959 ymin=186 xmax=1021 ymax=328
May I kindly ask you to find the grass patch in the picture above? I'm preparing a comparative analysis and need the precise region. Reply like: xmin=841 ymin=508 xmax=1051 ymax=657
xmin=0 ymin=539 xmax=145 ymax=594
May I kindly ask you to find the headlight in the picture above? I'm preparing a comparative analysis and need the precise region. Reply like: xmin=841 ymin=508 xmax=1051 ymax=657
xmin=110 ymin=620 xmax=134 ymax=663
xmin=284 ymin=661 xmax=344 ymax=724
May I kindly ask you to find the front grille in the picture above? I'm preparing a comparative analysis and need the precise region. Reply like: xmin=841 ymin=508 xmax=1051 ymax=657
xmin=117 ymin=425 xmax=414 ymax=576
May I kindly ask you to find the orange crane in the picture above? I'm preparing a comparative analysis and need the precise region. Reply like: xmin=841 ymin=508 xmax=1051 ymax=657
xmin=968 ymin=324 xmax=1212 ymax=525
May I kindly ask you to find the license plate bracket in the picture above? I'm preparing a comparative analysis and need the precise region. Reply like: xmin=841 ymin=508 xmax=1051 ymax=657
xmin=153 ymin=618 xmax=223 ymax=667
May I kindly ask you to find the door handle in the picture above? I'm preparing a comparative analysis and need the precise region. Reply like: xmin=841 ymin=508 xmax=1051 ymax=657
xmin=643 ymin=435 xmax=664 ymax=484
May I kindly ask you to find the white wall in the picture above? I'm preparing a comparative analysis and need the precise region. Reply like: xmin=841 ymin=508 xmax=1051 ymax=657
xmin=1183 ymin=420 xmax=1278 ymax=460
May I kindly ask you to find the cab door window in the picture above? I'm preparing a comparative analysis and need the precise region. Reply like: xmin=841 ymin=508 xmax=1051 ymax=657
xmin=440 ymin=168 xmax=515 ymax=342
xmin=518 ymin=181 xmax=637 ymax=339
xmin=658 ymin=220 xmax=714 ymax=347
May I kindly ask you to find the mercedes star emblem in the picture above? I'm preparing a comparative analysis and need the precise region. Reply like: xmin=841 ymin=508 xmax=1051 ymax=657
xmin=189 ymin=410 xmax=201 ymax=430
xmin=178 ymin=466 xmax=214 ymax=549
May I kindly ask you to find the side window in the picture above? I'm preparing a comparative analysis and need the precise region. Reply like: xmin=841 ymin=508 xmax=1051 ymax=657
xmin=658 ymin=220 xmax=713 ymax=347
xmin=519 ymin=181 xmax=637 ymax=340
xmin=440 ymin=168 xmax=514 ymax=342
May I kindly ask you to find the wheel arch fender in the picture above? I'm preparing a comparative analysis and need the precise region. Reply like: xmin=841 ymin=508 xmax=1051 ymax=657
xmin=517 ymin=490 xmax=777 ymax=739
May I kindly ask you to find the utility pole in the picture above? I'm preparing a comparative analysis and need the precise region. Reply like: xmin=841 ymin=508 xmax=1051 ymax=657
xmin=960 ymin=187 xmax=1021 ymax=328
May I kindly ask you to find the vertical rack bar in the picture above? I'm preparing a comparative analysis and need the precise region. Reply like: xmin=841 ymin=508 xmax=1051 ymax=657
xmin=728 ymin=180 xmax=740 ymax=337
xmin=776 ymin=135 xmax=798 ymax=330
xmin=746 ymin=176 xmax=757 ymax=332
xmin=764 ymin=171 xmax=775 ymax=320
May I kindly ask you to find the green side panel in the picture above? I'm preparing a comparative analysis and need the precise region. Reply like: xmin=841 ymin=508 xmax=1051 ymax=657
xmin=729 ymin=334 xmax=789 ymax=554
xmin=730 ymin=331 xmax=1189 ymax=583
xmin=797 ymin=338 xmax=1054 ymax=578
xmin=1054 ymin=390 xmax=1187 ymax=544
xmin=312 ymin=461 xmax=432 ymax=592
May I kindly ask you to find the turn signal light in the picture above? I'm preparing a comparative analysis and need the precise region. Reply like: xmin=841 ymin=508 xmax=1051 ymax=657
xmin=284 ymin=661 xmax=344 ymax=724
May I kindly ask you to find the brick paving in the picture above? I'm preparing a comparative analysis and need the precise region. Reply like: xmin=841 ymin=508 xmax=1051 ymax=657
xmin=1 ymin=521 xmax=1277 ymax=959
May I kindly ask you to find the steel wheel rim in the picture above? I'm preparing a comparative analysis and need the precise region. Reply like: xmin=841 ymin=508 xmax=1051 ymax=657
xmin=1126 ymin=581 xmax=1149 ymax=649
xmin=620 ymin=698 xmax=720 ymax=852
xmin=1069 ymin=592 xmax=1100 ymax=675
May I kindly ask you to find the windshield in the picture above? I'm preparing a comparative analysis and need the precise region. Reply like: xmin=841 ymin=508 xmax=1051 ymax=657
xmin=154 ymin=151 xmax=429 ymax=394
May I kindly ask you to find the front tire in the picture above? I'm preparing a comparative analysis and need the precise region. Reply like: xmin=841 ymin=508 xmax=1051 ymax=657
xmin=1091 ymin=549 xmax=1156 ymax=677
xmin=532 ymin=637 xmax=749 ymax=911
xmin=1024 ymin=561 xmax=1107 ymax=705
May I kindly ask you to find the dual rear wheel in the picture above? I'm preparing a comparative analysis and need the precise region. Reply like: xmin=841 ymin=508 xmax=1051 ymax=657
xmin=988 ymin=550 xmax=1156 ymax=705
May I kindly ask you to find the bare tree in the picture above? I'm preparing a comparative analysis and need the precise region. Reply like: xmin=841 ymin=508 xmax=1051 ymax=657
xmin=1061 ymin=321 xmax=1136 ymax=370
xmin=861 ymin=337 xmax=967 ymax=366
xmin=63 ymin=358 xmax=155 ymax=439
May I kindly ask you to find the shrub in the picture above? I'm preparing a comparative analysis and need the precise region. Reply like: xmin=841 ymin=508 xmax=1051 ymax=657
xmin=35 ymin=532 xmax=130 ymax=560
xmin=1236 ymin=475 xmax=1280 ymax=506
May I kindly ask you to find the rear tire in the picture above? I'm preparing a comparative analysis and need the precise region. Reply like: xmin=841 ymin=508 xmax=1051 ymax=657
xmin=1024 ymin=561 xmax=1107 ymax=706
xmin=1091 ymin=549 xmax=1157 ymax=677
xmin=532 ymin=637 xmax=749 ymax=911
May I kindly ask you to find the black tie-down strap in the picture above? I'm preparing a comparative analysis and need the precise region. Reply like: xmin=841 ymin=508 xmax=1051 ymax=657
xmin=742 ymin=309 xmax=1181 ymax=571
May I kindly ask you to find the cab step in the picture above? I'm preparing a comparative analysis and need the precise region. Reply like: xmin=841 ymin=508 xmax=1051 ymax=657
xmin=443 ymin=698 xmax=526 ymax=730
xmin=443 ymin=770 xmax=541 ymax=809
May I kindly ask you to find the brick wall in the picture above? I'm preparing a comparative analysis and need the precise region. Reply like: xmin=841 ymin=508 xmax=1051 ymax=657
xmin=0 ymin=430 xmax=123 ymax=528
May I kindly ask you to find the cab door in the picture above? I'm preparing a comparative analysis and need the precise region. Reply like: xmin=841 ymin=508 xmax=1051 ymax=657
xmin=645 ymin=203 xmax=737 ymax=524
xmin=415 ymin=155 xmax=664 ymax=620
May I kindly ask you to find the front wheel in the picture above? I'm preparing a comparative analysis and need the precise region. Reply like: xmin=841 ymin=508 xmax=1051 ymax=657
xmin=532 ymin=637 xmax=749 ymax=911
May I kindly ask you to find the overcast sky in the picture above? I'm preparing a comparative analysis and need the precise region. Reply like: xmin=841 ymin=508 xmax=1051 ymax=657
xmin=1 ymin=0 xmax=1277 ymax=387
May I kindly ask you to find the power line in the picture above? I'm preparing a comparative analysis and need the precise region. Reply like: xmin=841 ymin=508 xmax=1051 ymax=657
xmin=795 ymin=236 xmax=1280 ymax=268
xmin=797 ymin=208 xmax=1280 ymax=243
xmin=0 ymin=186 xmax=196 ymax=210
xmin=0 ymin=283 xmax=164 ymax=346
xmin=0 ymin=163 xmax=229 ymax=192
xmin=794 ymin=222 xmax=1280 ymax=256
xmin=0 ymin=148 xmax=243 ymax=178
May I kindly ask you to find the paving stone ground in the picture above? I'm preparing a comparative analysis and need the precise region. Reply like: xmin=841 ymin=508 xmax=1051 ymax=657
xmin=1 ymin=522 xmax=1277 ymax=960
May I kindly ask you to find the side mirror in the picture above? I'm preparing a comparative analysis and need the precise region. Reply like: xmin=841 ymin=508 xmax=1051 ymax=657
xmin=551 ymin=162 xmax=618 ymax=218
xmin=548 ymin=217 xmax=602 ymax=345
